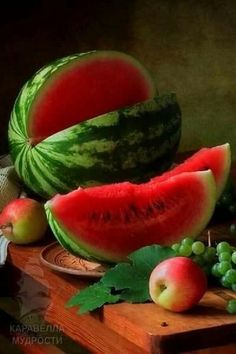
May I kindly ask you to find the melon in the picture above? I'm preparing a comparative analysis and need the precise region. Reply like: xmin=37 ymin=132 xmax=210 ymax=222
xmin=151 ymin=143 xmax=231 ymax=199
xmin=45 ymin=170 xmax=216 ymax=263
xmin=8 ymin=50 xmax=181 ymax=198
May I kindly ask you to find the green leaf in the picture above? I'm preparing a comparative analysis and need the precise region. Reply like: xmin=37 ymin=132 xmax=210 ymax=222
xmin=101 ymin=263 xmax=139 ymax=289
xmin=128 ymin=244 xmax=176 ymax=274
xmin=120 ymin=287 xmax=150 ymax=303
xmin=66 ymin=291 xmax=83 ymax=308
xmin=102 ymin=262 xmax=150 ymax=301
xmin=66 ymin=244 xmax=176 ymax=314
xmin=66 ymin=282 xmax=120 ymax=314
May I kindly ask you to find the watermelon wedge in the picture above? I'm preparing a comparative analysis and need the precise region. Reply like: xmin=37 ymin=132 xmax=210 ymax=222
xmin=151 ymin=143 xmax=231 ymax=199
xmin=8 ymin=51 xmax=181 ymax=198
xmin=45 ymin=170 xmax=216 ymax=262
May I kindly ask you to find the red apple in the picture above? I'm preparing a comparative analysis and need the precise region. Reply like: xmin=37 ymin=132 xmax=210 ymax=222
xmin=0 ymin=198 xmax=48 ymax=244
xmin=149 ymin=256 xmax=207 ymax=312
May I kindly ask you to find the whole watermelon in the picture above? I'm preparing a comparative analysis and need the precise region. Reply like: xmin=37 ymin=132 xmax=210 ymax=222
xmin=8 ymin=51 xmax=181 ymax=198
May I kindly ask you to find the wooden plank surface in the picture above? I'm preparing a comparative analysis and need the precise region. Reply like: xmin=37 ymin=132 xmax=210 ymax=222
xmin=3 ymin=164 xmax=236 ymax=354
xmin=4 ymin=220 xmax=236 ymax=354
xmin=4 ymin=240 xmax=146 ymax=354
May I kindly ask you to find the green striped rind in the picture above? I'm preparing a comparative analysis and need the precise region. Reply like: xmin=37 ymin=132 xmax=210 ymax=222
xmin=9 ymin=93 xmax=181 ymax=198
xmin=45 ymin=204 xmax=106 ymax=261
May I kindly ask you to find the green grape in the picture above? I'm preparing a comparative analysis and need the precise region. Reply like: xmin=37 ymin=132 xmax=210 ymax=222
xmin=219 ymin=252 xmax=232 ymax=262
xmin=216 ymin=241 xmax=231 ymax=254
xmin=226 ymin=299 xmax=236 ymax=314
xmin=230 ymin=224 xmax=236 ymax=235
xmin=218 ymin=261 xmax=232 ymax=275
xmin=192 ymin=241 xmax=205 ymax=255
xmin=203 ymin=247 xmax=216 ymax=262
xmin=231 ymin=284 xmax=236 ymax=291
xmin=211 ymin=263 xmax=221 ymax=277
xmin=171 ymin=243 xmax=180 ymax=253
xmin=232 ymin=251 xmax=236 ymax=264
xmin=192 ymin=255 xmax=205 ymax=267
xmin=229 ymin=204 xmax=236 ymax=215
xmin=220 ymin=276 xmax=232 ymax=289
xmin=202 ymin=265 xmax=211 ymax=277
xmin=221 ymin=193 xmax=234 ymax=206
xmin=181 ymin=237 xmax=194 ymax=246
xmin=230 ymin=246 xmax=236 ymax=253
xmin=178 ymin=244 xmax=192 ymax=257
xmin=224 ymin=269 xmax=236 ymax=284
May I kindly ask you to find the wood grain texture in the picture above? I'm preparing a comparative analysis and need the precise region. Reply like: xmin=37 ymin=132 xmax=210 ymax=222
xmin=5 ymin=223 xmax=236 ymax=354
xmin=3 ymin=163 xmax=236 ymax=354
xmin=5 ymin=242 xmax=146 ymax=354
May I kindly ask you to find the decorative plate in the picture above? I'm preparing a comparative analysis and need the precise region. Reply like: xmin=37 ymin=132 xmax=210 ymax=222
xmin=40 ymin=241 xmax=109 ymax=278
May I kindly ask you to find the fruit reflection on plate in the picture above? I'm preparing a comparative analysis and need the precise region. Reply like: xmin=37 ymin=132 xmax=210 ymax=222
xmin=40 ymin=242 xmax=109 ymax=278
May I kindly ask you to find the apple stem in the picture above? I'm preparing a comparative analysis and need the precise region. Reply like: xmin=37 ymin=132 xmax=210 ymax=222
xmin=159 ymin=284 xmax=167 ymax=293
xmin=0 ymin=223 xmax=13 ymax=235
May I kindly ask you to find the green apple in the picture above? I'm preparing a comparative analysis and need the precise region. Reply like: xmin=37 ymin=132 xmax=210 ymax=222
xmin=149 ymin=256 xmax=207 ymax=312
xmin=0 ymin=198 xmax=47 ymax=244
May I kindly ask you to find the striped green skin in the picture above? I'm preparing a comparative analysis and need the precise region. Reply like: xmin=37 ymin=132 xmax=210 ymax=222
xmin=45 ymin=205 xmax=98 ymax=260
xmin=9 ymin=93 xmax=181 ymax=198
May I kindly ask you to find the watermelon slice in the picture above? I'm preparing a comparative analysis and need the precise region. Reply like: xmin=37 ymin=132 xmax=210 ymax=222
xmin=151 ymin=143 xmax=231 ymax=199
xmin=45 ymin=170 xmax=216 ymax=263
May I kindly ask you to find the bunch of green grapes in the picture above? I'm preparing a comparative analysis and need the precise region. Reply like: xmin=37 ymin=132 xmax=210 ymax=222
xmin=215 ymin=179 xmax=236 ymax=234
xmin=172 ymin=238 xmax=236 ymax=313
xmin=172 ymin=238 xmax=217 ymax=276
xmin=211 ymin=241 xmax=236 ymax=287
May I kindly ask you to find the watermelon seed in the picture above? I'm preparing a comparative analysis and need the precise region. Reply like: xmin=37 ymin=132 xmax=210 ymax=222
xmin=153 ymin=201 xmax=165 ymax=212
xmin=102 ymin=212 xmax=111 ymax=222
xmin=146 ymin=205 xmax=154 ymax=217
xmin=90 ymin=212 xmax=98 ymax=221
xmin=129 ymin=204 xmax=139 ymax=217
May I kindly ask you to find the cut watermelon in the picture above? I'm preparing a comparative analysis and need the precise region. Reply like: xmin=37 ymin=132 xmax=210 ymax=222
xmin=151 ymin=143 xmax=231 ymax=199
xmin=45 ymin=170 xmax=216 ymax=263
xmin=9 ymin=51 xmax=181 ymax=198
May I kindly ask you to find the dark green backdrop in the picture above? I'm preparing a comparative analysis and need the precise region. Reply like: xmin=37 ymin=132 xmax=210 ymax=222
xmin=1 ymin=0 xmax=235 ymax=159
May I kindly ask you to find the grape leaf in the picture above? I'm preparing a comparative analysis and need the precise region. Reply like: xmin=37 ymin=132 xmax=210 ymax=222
xmin=66 ymin=282 xmax=120 ymax=314
xmin=101 ymin=263 xmax=150 ymax=302
xmin=120 ymin=287 xmax=150 ymax=303
xmin=101 ymin=263 xmax=141 ymax=290
xmin=66 ymin=244 xmax=176 ymax=314
xmin=128 ymin=244 xmax=176 ymax=273
xmin=101 ymin=245 xmax=176 ymax=302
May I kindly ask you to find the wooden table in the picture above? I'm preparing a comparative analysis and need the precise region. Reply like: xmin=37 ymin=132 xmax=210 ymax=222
xmin=1 ymin=167 xmax=236 ymax=354
xmin=2 ymin=226 xmax=236 ymax=354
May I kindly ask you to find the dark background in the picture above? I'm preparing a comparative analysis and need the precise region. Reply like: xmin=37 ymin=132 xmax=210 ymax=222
xmin=1 ymin=0 xmax=236 ymax=158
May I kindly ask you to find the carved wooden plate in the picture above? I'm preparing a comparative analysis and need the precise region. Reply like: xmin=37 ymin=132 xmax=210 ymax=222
xmin=40 ymin=242 xmax=109 ymax=278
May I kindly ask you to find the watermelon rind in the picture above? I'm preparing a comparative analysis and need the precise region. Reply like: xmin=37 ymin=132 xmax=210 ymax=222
xmin=45 ymin=170 xmax=216 ymax=263
xmin=151 ymin=143 xmax=231 ymax=199
xmin=9 ymin=93 xmax=181 ymax=198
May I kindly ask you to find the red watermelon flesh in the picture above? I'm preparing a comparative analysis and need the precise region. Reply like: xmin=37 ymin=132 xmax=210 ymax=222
xmin=29 ymin=51 xmax=155 ymax=143
xmin=150 ymin=143 xmax=231 ymax=199
xmin=46 ymin=170 xmax=216 ymax=262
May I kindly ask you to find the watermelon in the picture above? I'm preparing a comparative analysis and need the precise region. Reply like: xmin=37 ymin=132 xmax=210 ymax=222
xmin=45 ymin=170 xmax=216 ymax=263
xmin=150 ymin=143 xmax=231 ymax=199
xmin=8 ymin=50 xmax=181 ymax=199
